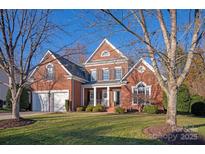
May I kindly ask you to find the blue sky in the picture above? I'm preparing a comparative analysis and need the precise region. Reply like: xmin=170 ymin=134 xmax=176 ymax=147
xmin=36 ymin=10 xmax=199 ymax=65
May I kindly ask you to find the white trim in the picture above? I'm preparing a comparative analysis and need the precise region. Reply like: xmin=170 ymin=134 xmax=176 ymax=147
xmin=107 ymin=86 xmax=110 ymax=107
xmin=84 ymin=59 xmax=128 ymax=67
xmin=102 ymin=68 xmax=108 ymax=70
xmin=115 ymin=67 xmax=122 ymax=80
xmin=102 ymin=69 xmax=109 ymax=81
xmin=131 ymin=82 xmax=152 ymax=104
xmin=93 ymin=87 xmax=97 ymax=106
xmin=68 ymin=75 xmax=88 ymax=83
xmin=84 ymin=39 xmax=128 ymax=64
xmin=90 ymin=68 xmax=96 ymax=71
xmin=90 ymin=69 xmax=97 ymax=81
xmin=121 ymin=58 xmax=166 ymax=81
xmin=115 ymin=66 xmax=122 ymax=69
xmin=82 ymin=83 xmax=121 ymax=88
xmin=136 ymin=81 xmax=147 ymax=87
xmin=32 ymin=90 xmax=69 ymax=93
xmin=101 ymin=50 xmax=110 ymax=57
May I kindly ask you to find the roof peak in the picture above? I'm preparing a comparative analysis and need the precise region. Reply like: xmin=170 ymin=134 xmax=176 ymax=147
xmin=84 ymin=38 xmax=128 ymax=64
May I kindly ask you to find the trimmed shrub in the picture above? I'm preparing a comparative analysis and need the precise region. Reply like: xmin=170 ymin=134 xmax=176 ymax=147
xmin=191 ymin=95 xmax=205 ymax=104
xmin=85 ymin=105 xmax=94 ymax=112
xmin=143 ymin=105 xmax=158 ymax=114
xmin=177 ymin=84 xmax=191 ymax=113
xmin=0 ymin=100 xmax=4 ymax=109
xmin=65 ymin=100 xmax=70 ymax=112
xmin=115 ymin=107 xmax=125 ymax=114
xmin=6 ymin=87 xmax=29 ymax=111
xmin=191 ymin=102 xmax=205 ymax=116
xmin=163 ymin=84 xmax=191 ymax=113
xmin=76 ymin=106 xmax=86 ymax=112
xmin=92 ymin=104 xmax=105 ymax=112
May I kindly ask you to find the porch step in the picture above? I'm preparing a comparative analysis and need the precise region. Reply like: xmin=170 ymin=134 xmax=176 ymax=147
xmin=106 ymin=107 xmax=115 ymax=113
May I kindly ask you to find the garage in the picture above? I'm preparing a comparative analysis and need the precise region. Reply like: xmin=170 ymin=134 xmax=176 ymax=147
xmin=32 ymin=91 xmax=69 ymax=112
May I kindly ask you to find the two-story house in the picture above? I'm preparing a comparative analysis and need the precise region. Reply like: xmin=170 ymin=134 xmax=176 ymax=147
xmin=30 ymin=39 xmax=163 ymax=112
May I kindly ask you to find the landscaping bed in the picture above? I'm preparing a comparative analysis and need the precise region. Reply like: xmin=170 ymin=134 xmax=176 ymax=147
xmin=0 ymin=118 xmax=35 ymax=130
xmin=144 ymin=124 xmax=205 ymax=145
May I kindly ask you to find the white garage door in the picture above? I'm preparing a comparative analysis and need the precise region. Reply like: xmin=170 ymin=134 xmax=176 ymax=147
xmin=32 ymin=91 xmax=69 ymax=112
xmin=54 ymin=92 xmax=69 ymax=112
xmin=32 ymin=93 xmax=49 ymax=112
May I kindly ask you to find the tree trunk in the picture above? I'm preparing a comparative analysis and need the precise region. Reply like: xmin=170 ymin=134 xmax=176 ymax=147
xmin=166 ymin=88 xmax=177 ymax=127
xmin=12 ymin=99 xmax=20 ymax=120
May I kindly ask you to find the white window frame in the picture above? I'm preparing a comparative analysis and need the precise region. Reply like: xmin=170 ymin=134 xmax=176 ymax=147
xmin=115 ymin=67 xmax=122 ymax=80
xmin=102 ymin=68 xmax=109 ymax=81
xmin=132 ymin=82 xmax=151 ymax=104
xmin=90 ymin=69 xmax=97 ymax=81
xmin=46 ymin=63 xmax=54 ymax=80
xmin=101 ymin=50 xmax=110 ymax=57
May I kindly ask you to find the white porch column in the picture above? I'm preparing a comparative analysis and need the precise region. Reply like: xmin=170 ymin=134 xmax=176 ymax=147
xmin=107 ymin=86 xmax=110 ymax=107
xmin=94 ymin=87 xmax=97 ymax=106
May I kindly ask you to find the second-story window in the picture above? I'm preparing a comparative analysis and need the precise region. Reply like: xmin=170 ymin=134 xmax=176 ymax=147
xmin=46 ymin=63 xmax=54 ymax=80
xmin=115 ymin=67 xmax=122 ymax=80
xmin=103 ymin=69 xmax=109 ymax=81
xmin=91 ymin=70 xmax=97 ymax=81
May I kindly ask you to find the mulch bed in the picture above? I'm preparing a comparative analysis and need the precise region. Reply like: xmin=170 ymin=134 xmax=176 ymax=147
xmin=0 ymin=118 xmax=36 ymax=130
xmin=144 ymin=124 xmax=205 ymax=145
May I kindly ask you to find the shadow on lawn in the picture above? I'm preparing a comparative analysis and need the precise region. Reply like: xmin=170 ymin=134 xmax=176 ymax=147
xmin=0 ymin=125 xmax=161 ymax=145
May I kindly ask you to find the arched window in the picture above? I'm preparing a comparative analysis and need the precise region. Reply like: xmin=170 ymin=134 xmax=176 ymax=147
xmin=132 ymin=82 xmax=151 ymax=104
xmin=46 ymin=63 xmax=54 ymax=80
xmin=101 ymin=50 xmax=110 ymax=57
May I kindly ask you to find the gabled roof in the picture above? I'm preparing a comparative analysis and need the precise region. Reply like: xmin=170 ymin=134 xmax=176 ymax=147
xmin=84 ymin=38 xmax=128 ymax=64
xmin=121 ymin=58 xmax=166 ymax=81
xmin=51 ymin=51 xmax=89 ymax=81
xmin=30 ymin=50 xmax=89 ymax=82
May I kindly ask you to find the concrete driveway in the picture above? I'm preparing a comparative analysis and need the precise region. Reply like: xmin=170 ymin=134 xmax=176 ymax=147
xmin=0 ymin=112 xmax=47 ymax=120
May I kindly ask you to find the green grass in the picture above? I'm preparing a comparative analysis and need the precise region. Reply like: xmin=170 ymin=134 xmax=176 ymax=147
xmin=0 ymin=112 xmax=205 ymax=145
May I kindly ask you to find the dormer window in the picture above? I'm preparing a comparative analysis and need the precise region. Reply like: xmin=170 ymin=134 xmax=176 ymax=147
xmin=46 ymin=63 xmax=54 ymax=80
xmin=101 ymin=50 xmax=110 ymax=57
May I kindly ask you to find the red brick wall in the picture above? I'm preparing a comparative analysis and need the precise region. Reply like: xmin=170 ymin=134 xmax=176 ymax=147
xmin=90 ymin=41 xmax=123 ymax=61
xmin=85 ymin=63 xmax=128 ymax=81
xmin=73 ymin=80 xmax=82 ymax=109
xmin=121 ymin=62 xmax=163 ymax=110
xmin=31 ymin=53 xmax=71 ymax=91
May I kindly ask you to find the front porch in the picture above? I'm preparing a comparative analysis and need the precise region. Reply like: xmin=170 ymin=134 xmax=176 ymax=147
xmin=82 ymin=85 xmax=121 ymax=110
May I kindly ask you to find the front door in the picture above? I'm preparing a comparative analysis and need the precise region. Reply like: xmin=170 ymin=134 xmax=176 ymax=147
xmin=102 ymin=90 xmax=107 ymax=106
xmin=114 ymin=91 xmax=120 ymax=106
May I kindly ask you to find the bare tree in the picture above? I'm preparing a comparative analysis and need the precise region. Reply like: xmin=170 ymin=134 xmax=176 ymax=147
xmin=63 ymin=43 xmax=87 ymax=65
xmin=0 ymin=10 xmax=56 ymax=120
xmin=101 ymin=9 xmax=203 ymax=127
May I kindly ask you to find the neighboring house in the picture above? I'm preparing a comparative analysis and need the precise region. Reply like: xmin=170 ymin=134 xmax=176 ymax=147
xmin=30 ymin=39 xmax=163 ymax=112
xmin=0 ymin=70 xmax=9 ymax=102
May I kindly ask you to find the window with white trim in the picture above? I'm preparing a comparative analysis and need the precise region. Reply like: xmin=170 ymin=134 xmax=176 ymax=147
xmin=115 ymin=68 xmax=122 ymax=80
xmin=91 ymin=70 xmax=97 ymax=81
xmin=46 ymin=63 xmax=54 ymax=80
xmin=101 ymin=50 xmax=110 ymax=57
xmin=103 ymin=69 xmax=109 ymax=81
xmin=132 ymin=82 xmax=151 ymax=104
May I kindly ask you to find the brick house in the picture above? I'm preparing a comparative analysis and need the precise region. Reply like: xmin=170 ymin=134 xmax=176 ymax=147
xmin=30 ymin=39 xmax=164 ymax=112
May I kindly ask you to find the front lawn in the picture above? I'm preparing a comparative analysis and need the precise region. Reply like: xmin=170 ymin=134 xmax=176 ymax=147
xmin=0 ymin=113 xmax=204 ymax=144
